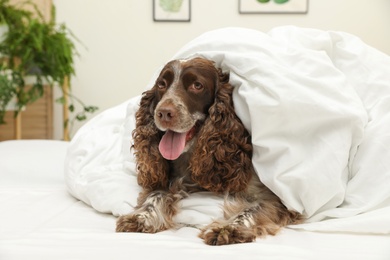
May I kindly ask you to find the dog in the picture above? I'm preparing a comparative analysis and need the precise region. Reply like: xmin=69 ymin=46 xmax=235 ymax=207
xmin=116 ymin=57 xmax=303 ymax=245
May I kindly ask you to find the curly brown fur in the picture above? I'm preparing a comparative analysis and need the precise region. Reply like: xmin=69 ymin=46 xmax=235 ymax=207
xmin=132 ymin=88 xmax=170 ymax=190
xmin=190 ymin=75 xmax=253 ymax=193
xmin=116 ymin=57 xmax=304 ymax=245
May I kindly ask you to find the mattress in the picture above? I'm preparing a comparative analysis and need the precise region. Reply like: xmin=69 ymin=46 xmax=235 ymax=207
xmin=0 ymin=140 xmax=389 ymax=259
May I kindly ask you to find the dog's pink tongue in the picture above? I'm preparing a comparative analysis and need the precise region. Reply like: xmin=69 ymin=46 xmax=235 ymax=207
xmin=159 ymin=130 xmax=187 ymax=160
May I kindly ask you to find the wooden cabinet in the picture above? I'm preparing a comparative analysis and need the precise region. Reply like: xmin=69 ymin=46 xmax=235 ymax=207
xmin=0 ymin=86 xmax=53 ymax=140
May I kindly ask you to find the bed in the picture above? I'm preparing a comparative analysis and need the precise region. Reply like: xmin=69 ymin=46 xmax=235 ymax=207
xmin=1 ymin=26 xmax=390 ymax=259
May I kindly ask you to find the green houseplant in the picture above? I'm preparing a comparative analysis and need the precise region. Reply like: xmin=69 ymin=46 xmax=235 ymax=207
xmin=0 ymin=0 xmax=97 ymax=139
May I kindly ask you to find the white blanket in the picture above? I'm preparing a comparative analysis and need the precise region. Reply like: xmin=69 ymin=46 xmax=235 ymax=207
xmin=65 ymin=26 xmax=390 ymax=234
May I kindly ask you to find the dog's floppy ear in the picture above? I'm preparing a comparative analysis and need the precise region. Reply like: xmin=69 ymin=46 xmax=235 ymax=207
xmin=190 ymin=69 xmax=253 ymax=193
xmin=132 ymin=87 xmax=169 ymax=190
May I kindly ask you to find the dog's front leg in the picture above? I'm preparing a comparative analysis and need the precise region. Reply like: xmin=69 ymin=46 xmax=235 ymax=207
xmin=116 ymin=190 xmax=183 ymax=233
xmin=200 ymin=197 xmax=302 ymax=245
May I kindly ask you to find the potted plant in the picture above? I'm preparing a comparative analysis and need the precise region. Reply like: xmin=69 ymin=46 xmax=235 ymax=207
xmin=0 ymin=0 xmax=97 ymax=139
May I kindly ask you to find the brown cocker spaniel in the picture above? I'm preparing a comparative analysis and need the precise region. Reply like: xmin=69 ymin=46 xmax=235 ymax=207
xmin=116 ymin=57 xmax=303 ymax=245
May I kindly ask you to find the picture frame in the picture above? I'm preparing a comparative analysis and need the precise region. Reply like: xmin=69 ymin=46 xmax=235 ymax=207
xmin=153 ymin=0 xmax=191 ymax=22
xmin=239 ymin=0 xmax=308 ymax=14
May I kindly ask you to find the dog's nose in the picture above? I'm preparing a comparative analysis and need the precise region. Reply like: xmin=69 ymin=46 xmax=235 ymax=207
xmin=156 ymin=106 xmax=176 ymax=122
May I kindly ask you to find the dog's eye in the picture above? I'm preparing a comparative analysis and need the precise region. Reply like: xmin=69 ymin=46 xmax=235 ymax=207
xmin=194 ymin=82 xmax=203 ymax=89
xmin=190 ymin=82 xmax=204 ymax=92
xmin=157 ymin=80 xmax=167 ymax=89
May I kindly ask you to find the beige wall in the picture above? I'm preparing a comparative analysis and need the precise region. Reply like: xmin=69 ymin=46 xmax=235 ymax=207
xmin=52 ymin=0 xmax=390 ymax=139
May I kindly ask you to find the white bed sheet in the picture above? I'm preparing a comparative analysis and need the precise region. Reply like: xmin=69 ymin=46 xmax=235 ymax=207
xmin=0 ymin=140 xmax=389 ymax=259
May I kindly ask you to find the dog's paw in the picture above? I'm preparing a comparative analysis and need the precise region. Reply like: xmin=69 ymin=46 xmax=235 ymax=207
xmin=199 ymin=223 xmax=256 ymax=246
xmin=116 ymin=211 xmax=166 ymax=233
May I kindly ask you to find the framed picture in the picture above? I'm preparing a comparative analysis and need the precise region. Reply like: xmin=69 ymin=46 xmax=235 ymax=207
xmin=153 ymin=0 xmax=191 ymax=22
xmin=239 ymin=0 xmax=308 ymax=14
